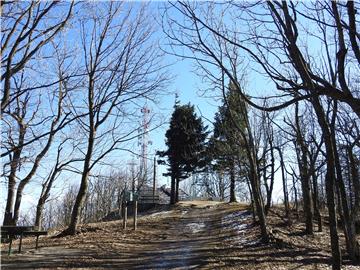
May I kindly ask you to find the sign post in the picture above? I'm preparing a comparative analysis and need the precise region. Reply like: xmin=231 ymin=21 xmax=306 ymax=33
xmin=153 ymin=156 xmax=156 ymax=203
xmin=123 ymin=191 xmax=139 ymax=230
xmin=122 ymin=199 xmax=127 ymax=230
xmin=122 ymin=190 xmax=131 ymax=230
xmin=133 ymin=200 xmax=138 ymax=230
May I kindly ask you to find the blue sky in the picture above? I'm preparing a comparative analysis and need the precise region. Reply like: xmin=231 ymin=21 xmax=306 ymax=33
xmin=1 ymin=1 xmax=296 ymax=220
xmin=0 ymin=2 xmax=222 ymax=218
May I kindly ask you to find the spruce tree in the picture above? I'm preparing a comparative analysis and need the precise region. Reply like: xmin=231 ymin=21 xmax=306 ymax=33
xmin=209 ymin=83 xmax=248 ymax=202
xmin=158 ymin=102 xmax=208 ymax=204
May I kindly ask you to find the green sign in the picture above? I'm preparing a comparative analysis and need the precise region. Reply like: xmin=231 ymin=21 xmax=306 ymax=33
xmin=124 ymin=191 xmax=139 ymax=202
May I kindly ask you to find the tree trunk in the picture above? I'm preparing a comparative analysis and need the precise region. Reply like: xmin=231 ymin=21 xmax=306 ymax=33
xmin=3 ymin=123 xmax=26 ymax=225
xmin=291 ymin=174 xmax=299 ymax=217
xmin=312 ymin=97 xmax=341 ymax=270
xmin=35 ymin=147 xmax=64 ymax=229
xmin=229 ymin=161 xmax=237 ymax=203
xmin=330 ymin=100 xmax=359 ymax=263
xmin=170 ymin=174 xmax=176 ymax=205
xmin=13 ymin=120 xmax=58 ymax=224
xmin=348 ymin=147 xmax=360 ymax=230
xmin=310 ymin=167 xmax=322 ymax=232
xmin=246 ymin=176 xmax=257 ymax=222
xmin=299 ymin=157 xmax=313 ymax=234
xmin=67 ymin=170 xmax=90 ymax=234
xmin=249 ymin=162 xmax=268 ymax=242
xmin=324 ymin=167 xmax=342 ymax=270
xmin=219 ymin=172 xmax=225 ymax=201
xmin=35 ymin=201 xmax=45 ymax=230
xmin=334 ymin=144 xmax=360 ymax=262
xmin=265 ymin=142 xmax=275 ymax=214
xmin=34 ymin=177 xmax=54 ymax=229
xmin=66 ymin=126 xmax=95 ymax=235
xmin=3 ymin=175 xmax=16 ymax=225
xmin=348 ymin=147 xmax=360 ymax=235
xmin=244 ymin=109 xmax=268 ymax=242
xmin=13 ymin=181 xmax=27 ymax=223
xmin=295 ymin=102 xmax=313 ymax=234
xmin=277 ymin=147 xmax=290 ymax=220
xmin=175 ymin=177 xmax=180 ymax=203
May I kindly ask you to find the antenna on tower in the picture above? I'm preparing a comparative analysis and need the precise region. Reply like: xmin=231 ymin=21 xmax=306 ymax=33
xmin=138 ymin=103 xmax=152 ymax=185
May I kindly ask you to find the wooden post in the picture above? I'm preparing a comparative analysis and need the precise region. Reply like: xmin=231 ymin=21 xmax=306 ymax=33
xmin=133 ymin=200 xmax=138 ymax=230
xmin=123 ymin=202 xmax=127 ymax=230
xmin=153 ymin=156 xmax=156 ymax=203
xmin=119 ymin=198 xmax=122 ymax=219
xmin=36 ymin=235 xmax=39 ymax=249
xmin=18 ymin=233 xmax=23 ymax=253
xmin=8 ymin=237 xmax=12 ymax=256
xmin=118 ymin=189 xmax=123 ymax=219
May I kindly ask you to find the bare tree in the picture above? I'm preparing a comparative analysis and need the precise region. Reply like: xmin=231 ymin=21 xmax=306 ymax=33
xmin=1 ymin=1 xmax=74 ymax=113
xmin=292 ymin=102 xmax=313 ymax=234
xmin=162 ymin=2 xmax=360 ymax=267
xmin=34 ymin=139 xmax=81 ymax=229
xmin=2 ymin=63 xmax=73 ymax=225
xmin=62 ymin=2 xmax=169 ymax=235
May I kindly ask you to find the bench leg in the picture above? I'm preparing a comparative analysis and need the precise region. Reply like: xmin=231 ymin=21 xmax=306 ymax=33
xmin=35 ymin=235 xmax=39 ymax=249
xmin=18 ymin=233 xmax=23 ymax=253
xmin=8 ymin=238 xmax=13 ymax=256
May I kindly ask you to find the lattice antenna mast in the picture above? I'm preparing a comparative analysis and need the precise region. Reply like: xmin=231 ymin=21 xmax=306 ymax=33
xmin=138 ymin=104 xmax=152 ymax=182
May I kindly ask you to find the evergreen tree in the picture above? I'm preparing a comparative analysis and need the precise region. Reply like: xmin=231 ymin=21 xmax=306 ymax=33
xmin=208 ymin=83 xmax=248 ymax=202
xmin=158 ymin=102 xmax=208 ymax=204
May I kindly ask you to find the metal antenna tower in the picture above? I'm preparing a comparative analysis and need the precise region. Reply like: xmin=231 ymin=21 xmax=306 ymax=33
xmin=138 ymin=104 xmax=152 ymax=182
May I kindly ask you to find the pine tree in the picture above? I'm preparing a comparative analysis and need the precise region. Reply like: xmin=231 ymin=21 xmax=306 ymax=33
xmin=209 ymin=83 xmax=248 ymax=202
xmin=158 ymin=102 xmax=208 ymax=204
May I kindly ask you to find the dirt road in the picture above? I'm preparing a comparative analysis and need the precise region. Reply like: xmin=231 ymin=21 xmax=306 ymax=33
xmin=1 ymin=201 xmax=354 ymax=269
xmin=1 ymin=202 xmax=254 ymax=269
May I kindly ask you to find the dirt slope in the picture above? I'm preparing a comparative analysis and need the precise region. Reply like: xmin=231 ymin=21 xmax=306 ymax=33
xmin=1 ymin=201 xmax=358 ymax=269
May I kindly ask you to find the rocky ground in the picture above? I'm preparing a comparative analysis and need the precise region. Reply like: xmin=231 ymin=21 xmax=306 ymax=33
xmin=1 ymin=201 xmax=359 ymax=269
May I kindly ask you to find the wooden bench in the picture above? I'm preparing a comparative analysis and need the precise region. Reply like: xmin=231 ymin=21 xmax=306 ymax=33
xmin=1 ymin=226 xmax=48 ymax=255
xmin=139 ymin=194 xmax=160 ymax=204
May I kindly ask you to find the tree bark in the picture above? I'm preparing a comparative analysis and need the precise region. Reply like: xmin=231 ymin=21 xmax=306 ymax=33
xmin=219 ymin=172 xmax=225 ymax=201
xmin=243 ymin=106 xmax=269 ymax=242
xmin=229 ymin=161 xmax=237 ymax=203
xmin=3 ymin=121 xmax=26 ymax=225
xmin=246 ymin=176 xmax=257 ymax=222
xmin=265 ymin=142 xmax=275 ymax=214
xmin=67 ymin=168 xmax=91 ymax=235
xmin=175 ymin=177 xmax=180 ymax=203
xmin=170 ymin=174 xmax=176 ymax=205
xmin=13 ymin=126 xmax=58 ymax=224
xmin=277 ymin=147 xmax=290 ymax=219
xmin=291 ymin=173 xmax=299 ymax=217
xmin=348 ymin=146 xmax=360 ymax=229
xmin=295 ymin=102 xmax=313 ymax=234
xmin=334 ymin=143 xmax=360 ymax=262
xmin=310 ymin=166 xmax=322 ymax=232
xmin=66 ymin=115 xmax=95 ymax=234
xmin=249 ymin=159 xmax=268 ymax=242
xmin=312 ymin=96 xmax=341 ymax=270
xmin=34 ymin=165 xmax=59 ymax=229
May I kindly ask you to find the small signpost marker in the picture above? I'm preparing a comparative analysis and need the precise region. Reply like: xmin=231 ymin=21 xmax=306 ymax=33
xmin=123 ymin=200 xmax=127 ymax=230
xmin=133 ymin=200 xmax=138 ymax=230
xmin=153 ymin=156 xmax=156 ymax=203
xmin=123 ymin=190 xmax=131 ymax=230
xmin=123 ymin=190 xmax=138 ymax=230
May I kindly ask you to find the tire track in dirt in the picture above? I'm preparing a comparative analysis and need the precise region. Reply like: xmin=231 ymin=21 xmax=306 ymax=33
xmin=136 ymin=204 xmax=223 ymax=269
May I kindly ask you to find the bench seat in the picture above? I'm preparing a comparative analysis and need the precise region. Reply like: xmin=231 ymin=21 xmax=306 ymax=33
xmin=1 ymin=226 xmax=48 ymax=255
